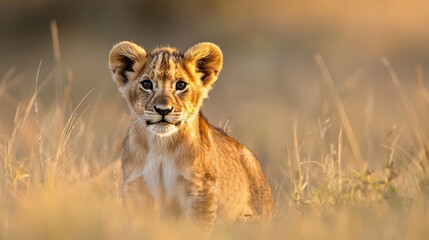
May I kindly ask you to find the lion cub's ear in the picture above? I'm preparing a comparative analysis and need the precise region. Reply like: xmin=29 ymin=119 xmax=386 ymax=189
xmin=184 ymin=42 xmax=223 ymax=88
xmin=109 ymin=41 xmax=146 ymax=86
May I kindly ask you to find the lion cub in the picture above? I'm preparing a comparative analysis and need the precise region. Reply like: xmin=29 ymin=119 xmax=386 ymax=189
xmin=109 ymin=41 xmax=273 ymax=230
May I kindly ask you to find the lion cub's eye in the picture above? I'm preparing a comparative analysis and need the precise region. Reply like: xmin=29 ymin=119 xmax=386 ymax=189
xmin=176 ymin=81 xmax=187 ymax=91
xmin=140 ymin=80 xmax=153 ymax=91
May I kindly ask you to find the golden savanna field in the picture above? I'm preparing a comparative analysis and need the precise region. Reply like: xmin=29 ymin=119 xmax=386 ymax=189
xmin=1 ymin=0 xmax=429 ymax=239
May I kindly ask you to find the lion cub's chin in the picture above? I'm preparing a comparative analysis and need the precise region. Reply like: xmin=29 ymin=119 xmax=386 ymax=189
xmin=147 ymin=123 xmax=178 ymax=137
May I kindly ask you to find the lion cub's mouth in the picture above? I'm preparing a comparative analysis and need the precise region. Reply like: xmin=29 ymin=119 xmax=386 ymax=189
xmin=146 ymin=118 xmax=181 ymax=126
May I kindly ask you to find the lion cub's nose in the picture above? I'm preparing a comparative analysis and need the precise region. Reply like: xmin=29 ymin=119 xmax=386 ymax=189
xmin=154 ymin=106 xmax=173 ymax=116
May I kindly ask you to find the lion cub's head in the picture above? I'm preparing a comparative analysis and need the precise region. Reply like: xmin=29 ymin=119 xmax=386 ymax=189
xmin=109 ymin=41 xmax=223 ymax=136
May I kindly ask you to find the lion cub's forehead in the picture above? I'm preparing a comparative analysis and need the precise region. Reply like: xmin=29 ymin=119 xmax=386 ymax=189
xmin=142 ymin=46 xmax=186 ymax=81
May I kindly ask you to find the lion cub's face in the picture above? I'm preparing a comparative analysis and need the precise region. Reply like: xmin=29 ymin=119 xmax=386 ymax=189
xmin=109 ymin=42 xmax=223 ymax=136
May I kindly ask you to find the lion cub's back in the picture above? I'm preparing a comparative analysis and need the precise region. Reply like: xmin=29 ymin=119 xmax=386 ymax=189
xmin=211 ymin=127 xmax=273 ymax=221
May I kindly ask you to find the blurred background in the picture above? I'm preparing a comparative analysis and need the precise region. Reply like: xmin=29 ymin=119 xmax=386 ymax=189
xmin=1 ymin=0 xmax=429 ymax=199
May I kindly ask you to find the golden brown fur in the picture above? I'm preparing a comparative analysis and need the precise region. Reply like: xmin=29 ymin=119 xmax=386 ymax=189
xmin=108 ymin=41 xmax=273 ymax=230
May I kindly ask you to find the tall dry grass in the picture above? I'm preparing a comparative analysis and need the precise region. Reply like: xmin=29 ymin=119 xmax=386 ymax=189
xmin=1 ymin=24 xmax=429 ymax=240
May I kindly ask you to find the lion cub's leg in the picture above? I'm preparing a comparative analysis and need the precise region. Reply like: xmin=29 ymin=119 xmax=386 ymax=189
xmin=182 ymin=173 xmax=218 ymax=231
xmin=123 ymin=176 xmax=159 ymax=218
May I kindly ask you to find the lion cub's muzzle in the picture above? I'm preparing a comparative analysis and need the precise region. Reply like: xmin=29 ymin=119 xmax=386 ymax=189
xmin=144 ymin=97 xmax=183 ymax=126
xmin=144 ymin=109 xmax=182 ymax=125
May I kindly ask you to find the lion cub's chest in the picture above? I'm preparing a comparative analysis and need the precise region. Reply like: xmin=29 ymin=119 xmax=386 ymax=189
xmin=142 ymin=150 xmax=184 ymax=205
